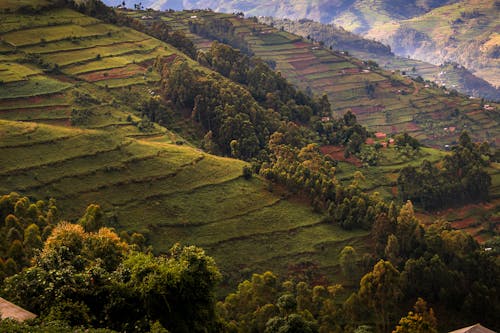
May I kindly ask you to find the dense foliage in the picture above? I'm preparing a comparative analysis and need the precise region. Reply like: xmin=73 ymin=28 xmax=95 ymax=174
xmin=398 ymin=132 xmax=492 ymax=209
xmin=0 ymin=193 xmax=59 ymax=278
xmin=1 ymin=203 xmax=222 ymax=332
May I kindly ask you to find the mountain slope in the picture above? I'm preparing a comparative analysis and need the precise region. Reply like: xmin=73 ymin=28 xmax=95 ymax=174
xmin=143 ymin=9 xmax=499 ymax=147
xmin=0 ymin=2 xmax=358 ymax=290
xmin=366 ymin=0 xmax=500 ymax=88
xmin=262 ymin=17 xmax=500 ymax=101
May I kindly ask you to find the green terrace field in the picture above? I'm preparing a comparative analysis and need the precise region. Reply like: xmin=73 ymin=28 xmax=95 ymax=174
xmin=146 ymin=10 xmax=500 ymax=149
xmin=0 ymin=119 xmax=365 ymax=292
xmin=0 ymin=5 xmax=372 ymax=292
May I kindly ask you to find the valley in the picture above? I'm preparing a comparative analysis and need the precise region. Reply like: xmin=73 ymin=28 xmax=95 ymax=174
xmin=0 ymin=1 xmax=498 ymax=331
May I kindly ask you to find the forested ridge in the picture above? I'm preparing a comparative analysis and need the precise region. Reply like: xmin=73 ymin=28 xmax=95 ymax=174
xmin=0 ymin=0 xmax=498 ymax=332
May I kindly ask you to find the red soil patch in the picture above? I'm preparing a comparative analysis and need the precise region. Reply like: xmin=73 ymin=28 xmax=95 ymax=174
xmin=466 ymin=110 xmax=483 ymax=116
xmin=391 ymin=186 xmax=398 ymax=197
xmin=451 ymin=217 xmax=477 ymax=229
xmin=403 ymin=122 xmax=421 ymax=132
xmin=293 ymin=42 xmax=312 ymax=49
xmin=319 ymin=145 xmax=363 ymax=167
xmin=79 ymin=64 xmax=146 ymax=82
xmin=342 ymin=68 xmax=361 ymax=74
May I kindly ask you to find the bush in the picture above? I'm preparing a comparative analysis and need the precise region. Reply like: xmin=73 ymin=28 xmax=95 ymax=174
xmin=242 ymin=165 xmax=252 ymax=180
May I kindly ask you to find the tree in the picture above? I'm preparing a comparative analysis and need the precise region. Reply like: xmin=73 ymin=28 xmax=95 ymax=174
xmin=358 ymin=260 xmax=402 ymax=333
xmin=265 ymin=313 xmax=318 ymax=333
xmin=339 ymin=246 xmax=358 ymax=281
xmin=392 ymin=298 xmax=437 ymax=333
xmin=78 ymin=204 xmax=105 ymax=232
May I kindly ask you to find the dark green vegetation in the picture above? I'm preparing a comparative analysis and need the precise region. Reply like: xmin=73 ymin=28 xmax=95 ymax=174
xmin=0 ymin=198 xmax=221 ymax=332
xmin=261 ymin=17 xmax=500 ymax=101
xmin=398 ymin=132 xmax=492 ymax=210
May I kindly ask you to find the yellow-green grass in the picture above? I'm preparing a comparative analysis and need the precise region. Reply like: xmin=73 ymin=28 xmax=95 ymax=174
xmin=63 ymin=47 xmax=172 ymax=75
xmin=0 ymin=105 xmax=70 ymax=122
xmin=41 ymin=38 xmax=160 ymax=66
xmin=0 ymin=8 xmax=99 ymax=34
xmin=1 ymin=24 xmax=104 ymax=47
xmin=94 ymin=72 xmax=159 ymax=88
xmin=21 ymin=29 xmax=148 ymax=54
xmin=0 ymin=62 xmax=41 ymax=83
xmin=0 ymin=75 xmax=72 ymax=99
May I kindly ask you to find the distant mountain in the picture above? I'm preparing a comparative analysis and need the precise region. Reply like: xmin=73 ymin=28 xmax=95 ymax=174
xmin=105 ymin=0 xmax=459 ymax=32
xmin=263 ymin=17 xmax=500 ymax=100
xmin=365 ymin=0 xmax=500 ymax=88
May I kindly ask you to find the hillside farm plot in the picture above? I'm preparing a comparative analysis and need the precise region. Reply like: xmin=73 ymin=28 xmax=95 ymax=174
xmin=0 ymin=75 xmax=71 ymax=99
xmin=1 ymin=24 xmax=103 ymax=47
xmin=41 ymin=38 xmax=160 ymax=66
xmin=0 ymin=62 xmax=41 ymax=83
xmin=77 ymin=63 xmax=147 ymax=82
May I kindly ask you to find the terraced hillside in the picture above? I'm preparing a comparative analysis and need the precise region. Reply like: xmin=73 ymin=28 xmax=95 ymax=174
xmin=130 ymin=9 xmax=500 ymax=148
xmin=262 ymin=17 xmax=500 ymax=101
xmin=366 ymin=0 xmax=500 ymax=88
xmin=0 ymin=3 xmax=373 ymax=291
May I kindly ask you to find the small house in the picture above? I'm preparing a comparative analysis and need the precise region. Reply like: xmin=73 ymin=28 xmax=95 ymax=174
xmin=375 ymin=132 xmax=387 ymax=139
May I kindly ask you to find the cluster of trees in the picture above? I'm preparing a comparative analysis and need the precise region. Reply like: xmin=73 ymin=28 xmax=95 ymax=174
xmin=217 ymin=271 xmax=343 ymax=332
xmin=156 ymin=57 xmax=280 ymax=159
xmin=189 ymin=16 xmax=253 ymax=56
xmin=1 ymin=200 xmax=222 ymax=332
xmin=215 ymin=202 xmax=499 ymax=332
xmin=398 ymin=132 xmax=492 ymax=209
xmin=362 ymin=201 xmax=500 ymax=331
xmin=260 ymin=132 xmax=387 ymax=230
xmin=199 ymin=42 xmax=330 ymax=124
xmin=314 ymin=111 xmax=369 ymax=155
xmin=0 ymin=193 xmax=59 ymax=278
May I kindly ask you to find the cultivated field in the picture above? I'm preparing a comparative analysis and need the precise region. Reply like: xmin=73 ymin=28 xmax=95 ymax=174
xmin=0 ymin=5 xmax=370 ymax=292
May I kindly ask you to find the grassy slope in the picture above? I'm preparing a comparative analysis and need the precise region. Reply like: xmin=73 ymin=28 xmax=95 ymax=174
xmin=144 ymin=9 xmax=500 ymax=149
xmin=366 ymin=0 xmax=500 ymax=88
xmin=0 ymin=4 xmax=367 ymax=292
